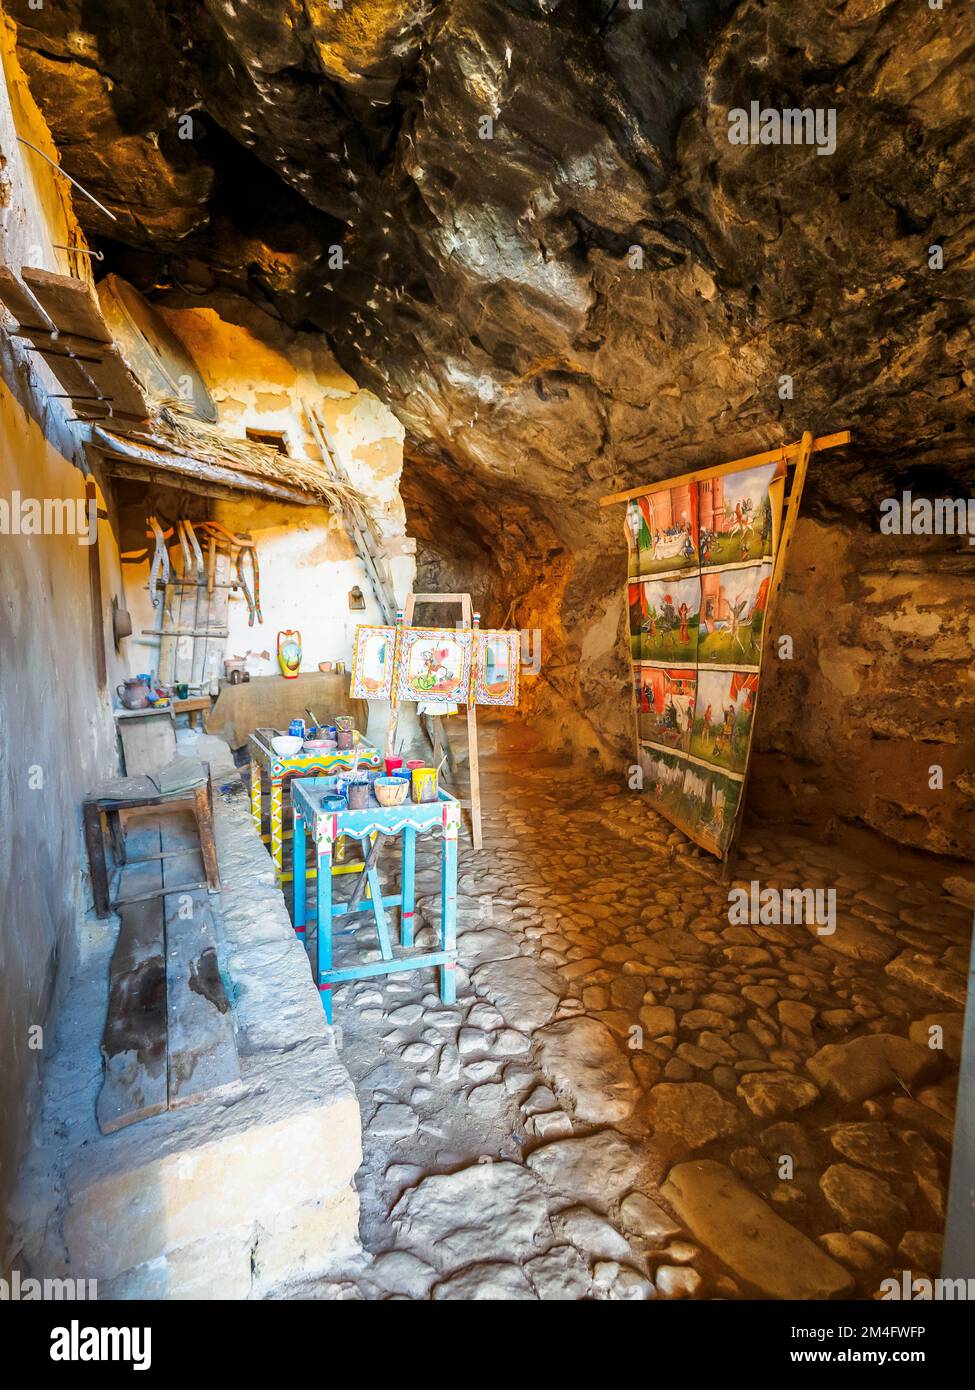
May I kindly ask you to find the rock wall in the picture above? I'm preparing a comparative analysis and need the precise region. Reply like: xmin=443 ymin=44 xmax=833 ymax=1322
xmin=752 ymin=516 xmax=975 ymax=862
xmin=7 ymin=0 xmax=974 ymax=859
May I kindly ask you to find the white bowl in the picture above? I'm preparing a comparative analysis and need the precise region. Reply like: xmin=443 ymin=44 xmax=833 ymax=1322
xmin=271 ymin=734 xmax=303 ymax=756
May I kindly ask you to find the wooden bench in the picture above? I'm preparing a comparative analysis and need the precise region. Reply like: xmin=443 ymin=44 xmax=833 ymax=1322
xmin=83 ymin=767 xmax=220 ymax=919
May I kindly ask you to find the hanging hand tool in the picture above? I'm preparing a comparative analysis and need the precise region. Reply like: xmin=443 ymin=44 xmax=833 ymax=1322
xmin=148 ymin=515 xmax=169 ymax=609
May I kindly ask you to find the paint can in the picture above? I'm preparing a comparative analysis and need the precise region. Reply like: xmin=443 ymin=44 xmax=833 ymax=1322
xmin=336 ymin=728 xmax=354 ymax=750
xmin=289 ymin=719 xmax=306 ymax=739
xmin=411 ymin=767 xmax=438 ymax=804
xmin=347 ymin=777 xmax=370 ymax=811
xmin=384 ymin=756 xmax=404 ymax=775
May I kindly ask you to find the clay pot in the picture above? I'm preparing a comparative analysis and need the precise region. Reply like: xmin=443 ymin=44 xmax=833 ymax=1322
xmin=117 ymin=677 xmax=151 ymax=710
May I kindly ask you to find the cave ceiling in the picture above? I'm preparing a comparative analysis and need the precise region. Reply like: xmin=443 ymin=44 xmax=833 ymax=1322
xmin=9 ymin=0 xmax=975 ymax=550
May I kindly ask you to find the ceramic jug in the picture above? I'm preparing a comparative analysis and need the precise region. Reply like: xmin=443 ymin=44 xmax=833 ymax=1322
xmin=277 ymin=629 xmax=302 ymax=679
xmin=117 ymin=677 xmax=151 ymax=710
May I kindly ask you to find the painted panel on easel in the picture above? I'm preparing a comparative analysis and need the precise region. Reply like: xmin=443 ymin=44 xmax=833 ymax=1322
xmin=623 ymin=458 xmax=785 ymax=858
xmin=395 ymin=627 xmax=473 ymax=704
xmin=350 ymin=624 xmax=396 ymax=699
xmin=473 ymin=630 xmax=520 ymax=706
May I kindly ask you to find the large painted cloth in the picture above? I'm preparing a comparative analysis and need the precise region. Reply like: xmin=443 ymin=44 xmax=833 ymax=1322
xmin=625 ymin=460 xmax=785 ymax=856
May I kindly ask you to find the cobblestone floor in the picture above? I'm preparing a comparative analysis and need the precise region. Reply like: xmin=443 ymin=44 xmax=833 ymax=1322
xmin=293 ymin=748 xmax=972 ymax=1301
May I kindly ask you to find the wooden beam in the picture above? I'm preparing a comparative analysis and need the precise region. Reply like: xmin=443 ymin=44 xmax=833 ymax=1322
xmin=90 ymin=442 xmax=318 ymax=506
xmin=598 ymin=430 xmax=851 ymax=507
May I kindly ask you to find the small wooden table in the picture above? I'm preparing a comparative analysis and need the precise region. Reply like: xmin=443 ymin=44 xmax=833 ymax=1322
xmin=247 ymin=728 xmax=383 ymax=883
xmin=83 ymin=769 xmax=220 ymax=919
xmin=173 ymin=695 xmax=211 ymax=728
xmin=291 ymin=776 xmax=460 ymax=1023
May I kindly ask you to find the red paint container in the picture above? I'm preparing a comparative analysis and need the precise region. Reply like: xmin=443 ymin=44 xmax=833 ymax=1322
xmin=385 ymin=756 xmax=404 ymax=775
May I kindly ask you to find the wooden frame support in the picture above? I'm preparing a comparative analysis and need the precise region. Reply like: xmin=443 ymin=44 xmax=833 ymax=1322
xmin=403 ymin=592 xmax=483 ymax=852
xmin=598 ymin=430 xmax=850 ymax=508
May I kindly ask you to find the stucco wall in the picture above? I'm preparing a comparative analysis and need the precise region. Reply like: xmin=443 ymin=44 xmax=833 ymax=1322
xmin=121 ymin=296 xmax=414 ymax=684
xmin=0 ymin=20 xmax=125 ymax=1261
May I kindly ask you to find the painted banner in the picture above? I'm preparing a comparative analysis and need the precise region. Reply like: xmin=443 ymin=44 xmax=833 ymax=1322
xmin=625 ymin=459 xmax=785 ymax=856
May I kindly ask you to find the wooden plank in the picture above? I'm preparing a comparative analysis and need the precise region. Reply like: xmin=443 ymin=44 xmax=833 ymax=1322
xmin=31 ymin=346 xmax=98 ymax=402
xmin=161 ymin=817 xmax=240 ymax=1109
xmin=20 ymin=266 xmax=112 ymax=343
xmin=0 ymin=265 xmax=53 ymax=330
xmin=96 ymin=827 xmax=168 ymax=1134
xmin=117 ymin=710 xmax=176 ymax=776
xmin=81 ymin=345 xmax=149 ymax=419
xmin=597 ymin=430 xmax=851 ymax=507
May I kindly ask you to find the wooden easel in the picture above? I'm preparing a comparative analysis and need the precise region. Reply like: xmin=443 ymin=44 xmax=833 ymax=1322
xmin=720 ymin=428 xmax=816 ymax=878
xmin=600 ymin=427 xmax=850 ymax=873
xmin=402 ymin=592 xmax=483 ymax=852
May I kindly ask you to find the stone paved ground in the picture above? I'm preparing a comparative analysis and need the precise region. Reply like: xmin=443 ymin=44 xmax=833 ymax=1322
xmin=287 ymin=747 xmax=972 ymax=1301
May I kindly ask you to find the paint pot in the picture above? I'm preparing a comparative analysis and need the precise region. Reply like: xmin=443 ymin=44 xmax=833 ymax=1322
xmin=374 ymin=776 xmax=409 ymax=808
xmin=406 ymin=759 xmax=424 ymax=771
xmin=347 ymin=777 xmax=370 ymax=811
xmin=289 ymin=719 xmax=306 ymax=739
xmin=384 ymin=756 xmax=404 ymax=775
xmin=336 ymin=728 xmax=354 ymax=750
xmin=334 ymin=715 xmax=354 ymax=732
xmin=411 ymin=767 xmax=438 ymax=804
xmin=322 ymin=794 xmax=347 ymax=812
xmin=391 ymin=769 xmax=411 ymax=783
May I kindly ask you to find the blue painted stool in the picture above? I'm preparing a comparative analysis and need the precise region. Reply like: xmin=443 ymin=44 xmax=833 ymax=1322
xmin=290 ymin=775 xmax=461 ymax=1022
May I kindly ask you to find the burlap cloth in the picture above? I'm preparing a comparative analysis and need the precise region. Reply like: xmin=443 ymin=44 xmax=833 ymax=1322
xmin=205 ymin=672 xmax=368 ymax=750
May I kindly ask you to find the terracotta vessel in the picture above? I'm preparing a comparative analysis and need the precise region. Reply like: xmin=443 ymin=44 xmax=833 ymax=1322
xmin=117 ymin=677 xmax=151 ymax=710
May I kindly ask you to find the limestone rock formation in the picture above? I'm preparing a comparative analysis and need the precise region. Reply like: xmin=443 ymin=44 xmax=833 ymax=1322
xmin=9 ymin=0 xmax=975 ymax=854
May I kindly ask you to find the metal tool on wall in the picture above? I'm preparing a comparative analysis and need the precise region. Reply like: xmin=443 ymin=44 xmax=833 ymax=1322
xmin=135 ymin=514 xmax=263 ymax=691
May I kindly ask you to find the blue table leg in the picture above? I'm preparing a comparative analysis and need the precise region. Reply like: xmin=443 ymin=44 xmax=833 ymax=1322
xmin=293 ymin=807 xmax=306 ymax=936
xmin=361 ymin=834 xmax=393 ymax=960
xmin=440 ymin=821 xmax=457 ymax=1005
xmin=317 ymin=836 xmax=334 ymax=1023
xmin=401 ymin=826 xmax=416 ymax=947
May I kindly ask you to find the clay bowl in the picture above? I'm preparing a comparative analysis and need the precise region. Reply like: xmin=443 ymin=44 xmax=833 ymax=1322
xmin=373 ymin=776 xmax=409 ymax=808
xmin=303 ymin=738 xmax=337 ymax=752
xmin=271 ymin=734 xmax=303 ymax=756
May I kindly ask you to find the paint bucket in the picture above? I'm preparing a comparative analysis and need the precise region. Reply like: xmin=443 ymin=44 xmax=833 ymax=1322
xmin=406 ymin=759 xmax=424 ymax=771
xmin=322 ymin=794 xmax=347 ymax=813
xmin=334 ymin=715 xmax=354 ymax=732
xmin=336 ymin=728 xmax=354 ymax=750
xmin=384 ymin=756 xmax=403 ymax=775
xmin=347 ymin=777 xmax=370 ymax=811
xmin=411 ymin=767 xmax=438 ymax=804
